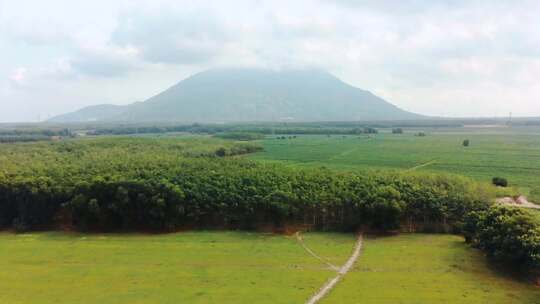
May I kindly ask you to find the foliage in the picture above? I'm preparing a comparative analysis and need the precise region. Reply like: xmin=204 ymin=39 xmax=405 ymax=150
xmin=492 ymin=177 xmax=508 ymax=187
xmin=464 ymin=206 xmax=540 ymax=270
xmin=214 ymin=132 xmax=265 ymax=141
xmin=392 ymin=128 xmax=404 ymax=134
xmin=463 ymin=139 xmax=470 ymax=147
xmin=0 ymin=137 xmax=492 ymax=232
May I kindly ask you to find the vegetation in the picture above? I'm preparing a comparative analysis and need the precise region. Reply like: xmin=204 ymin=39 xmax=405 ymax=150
xmin=0 ymin=231 xmax=354 ymax=304
xmin=463 ymin=139 xmax=470 ymax=147
xmin=392 ymin=128 xmax=403 ymax=134
xmin=249 ymin=130 xmax=540 ymax=200
xmin=0 ymin=136 xmax=494 ymax=233
xmin=492 ymin=177 xmax=508 ymax=187
xmin=1 ymin=133 xmax=539 ymax=280
xmin=214 ymin=132 xmax=265 ymax=141
xmin=325 ymin=234 xmax=540 ymax=303
xmin=464 ymin=206 xmax=540 ymax=270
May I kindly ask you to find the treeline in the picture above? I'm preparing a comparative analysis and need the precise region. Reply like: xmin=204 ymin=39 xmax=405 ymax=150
xmin=86 ymin=125 xmax=381 ymax=136
xmin=214 ymin=132 xmax=265 ymax=141
xmin=0 ymin=128 xmax=72 ymax=143
xmin=0 ymin=128 xmax=71 ymax=137
xmin=1 ymin=158 xmax=492 ymax=233
xmin=0 ymin=135 xmax=52 ymax=143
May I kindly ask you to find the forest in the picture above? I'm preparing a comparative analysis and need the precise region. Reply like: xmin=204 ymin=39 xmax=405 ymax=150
xmin=0 ymin=136 xmax=538 ymax=273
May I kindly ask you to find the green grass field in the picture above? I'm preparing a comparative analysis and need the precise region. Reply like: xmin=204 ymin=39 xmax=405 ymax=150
xmin=249 ymin=127 xmax=540 ymax=201
xmin=0 ymin=232 xmax=537 ymax=303
xmin=0 ymin=231 xmax=354 ymax=304
xmin=324 ymin=234 xmax=540 ymax=304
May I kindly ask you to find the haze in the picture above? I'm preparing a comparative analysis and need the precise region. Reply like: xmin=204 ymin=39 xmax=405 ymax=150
xmin=1 ymin=0 xmax=540 ymax=122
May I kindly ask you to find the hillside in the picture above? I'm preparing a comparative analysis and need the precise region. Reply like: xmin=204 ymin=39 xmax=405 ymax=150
xmin=50 ymin=68 xmax=424 ymax=123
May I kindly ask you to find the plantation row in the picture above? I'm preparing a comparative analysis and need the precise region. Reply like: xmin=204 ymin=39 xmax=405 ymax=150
xmin=0 ymin=137 xmax=538 ymax=271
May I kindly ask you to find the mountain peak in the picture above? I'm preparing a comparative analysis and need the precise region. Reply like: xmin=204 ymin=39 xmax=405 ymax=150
xmin=50 ymin=68 xmax=423 ymax=123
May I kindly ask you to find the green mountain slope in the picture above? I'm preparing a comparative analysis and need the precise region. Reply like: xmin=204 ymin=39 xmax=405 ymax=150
xmin=50 ymin=68 xmax=423 ymax=123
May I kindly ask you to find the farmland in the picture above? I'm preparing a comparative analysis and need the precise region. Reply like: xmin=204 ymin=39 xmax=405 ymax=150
xmin=249 ymin=126 xmax=540 ymax=202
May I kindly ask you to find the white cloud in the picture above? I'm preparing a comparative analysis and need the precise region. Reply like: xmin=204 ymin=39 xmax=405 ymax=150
xmin=1 ymin=0 xmax=540 ymax=121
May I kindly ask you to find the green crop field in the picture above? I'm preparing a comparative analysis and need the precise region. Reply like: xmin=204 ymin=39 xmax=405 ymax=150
xmin=249 ymin=126 xmax=540 ymax=202
xmin=325 ymin=234 xmax=540 ymax=304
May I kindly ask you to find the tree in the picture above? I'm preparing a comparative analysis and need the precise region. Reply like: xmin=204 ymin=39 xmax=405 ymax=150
xmin=392 ymin=128 xmax=404 ymax=134
xmin=492 ymin=177 xmax=508 ymax=187
xmin=215 ymin=147 xmax=227 ymax=157
xmin=463 ymin=139 xmax=470 ymax=147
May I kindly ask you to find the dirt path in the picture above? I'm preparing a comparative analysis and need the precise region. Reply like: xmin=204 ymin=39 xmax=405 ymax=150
xmin=496 ymin=196 xmax=540 ymax=210
xmin=303 ymin=233 xmax=364 ymax=304
xmin=328 ymin=147 xmax=360 ymax=161
xmin=296 ymin=232 xmax=339 ymax=271
xmin=406 ymin=159 xmax=437 ymax=172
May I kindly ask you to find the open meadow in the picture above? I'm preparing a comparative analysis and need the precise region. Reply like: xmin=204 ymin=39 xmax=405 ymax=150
xmin=0 ymin=232 xmax=538 ymax=303
xmin=0 ymin=231 xmax=354 ymax=304
xmin=249 ymin=126 xmax=540 ymax=202
xmin=324 ymin=234 xmax=540 ymax=304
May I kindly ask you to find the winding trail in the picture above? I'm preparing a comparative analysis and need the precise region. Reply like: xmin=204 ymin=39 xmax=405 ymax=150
xmin=301 ymin=233 xmax=364 ymax=304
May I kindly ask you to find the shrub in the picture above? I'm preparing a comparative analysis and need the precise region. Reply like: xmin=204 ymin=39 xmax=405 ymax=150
xmin=463 ymin=139 xmax=470 ymax=147
xmin=492 ymin=177 xmax=508 ymax=187
xmin=464 ymin=206 xmax=540 ymax=270
xmin=392 ymin=128 xmax=404 ymax=134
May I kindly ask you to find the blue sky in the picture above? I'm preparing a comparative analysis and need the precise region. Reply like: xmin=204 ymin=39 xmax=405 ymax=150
xmin=1 ymin=0 xmax=540 ymax=122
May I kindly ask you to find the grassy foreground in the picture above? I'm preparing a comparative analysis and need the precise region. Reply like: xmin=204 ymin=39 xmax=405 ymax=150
xmin=0 ymin=231 xmax=354 ymax=304
xmin=1 ymin=232 xmax=538 ymax=303
xmin=324 ymin=234 xmax=540 ymax=304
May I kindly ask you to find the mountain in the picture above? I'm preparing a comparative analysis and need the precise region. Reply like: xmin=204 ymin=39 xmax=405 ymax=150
xmin=50 ymin=68 xmax=424 ymax=123
xmin=49 ymin=104 xmax=128 ymax=123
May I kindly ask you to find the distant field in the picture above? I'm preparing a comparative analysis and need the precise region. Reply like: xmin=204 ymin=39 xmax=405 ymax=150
xmin=0 ymin=232 xmax=354 ymax=304
xmin=249 ymin=127 xmax=540 ymax=201
xmin=1 ymin=232 xmax=537 ymax=303
xmin=324 ymin=234 xmax=540 ymax=304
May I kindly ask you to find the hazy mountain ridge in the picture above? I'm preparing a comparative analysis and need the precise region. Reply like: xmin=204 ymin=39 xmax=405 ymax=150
xmin=50 ymin=68 xmax=423 ymax=123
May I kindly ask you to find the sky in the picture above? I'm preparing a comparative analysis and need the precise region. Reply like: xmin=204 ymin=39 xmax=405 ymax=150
xmin=1 ymin=0 xmax=540 ymax=122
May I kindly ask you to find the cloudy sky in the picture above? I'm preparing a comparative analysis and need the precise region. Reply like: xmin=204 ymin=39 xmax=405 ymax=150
xmin=1 ymin=0 xmax=540 ymax=122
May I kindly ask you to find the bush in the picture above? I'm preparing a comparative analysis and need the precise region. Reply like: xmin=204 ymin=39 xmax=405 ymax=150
xmin=492 ymin=177 xmax=508 ymax=187
xmin=415 ymin=132 xmax=426 ymax=137
xmin=463 ymin=139 xmax=470 ymax=147
xmin=464 ymin=206 xmax=540 ymax=270
xmin=392 ymin=128 xmax=404 ymax=134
